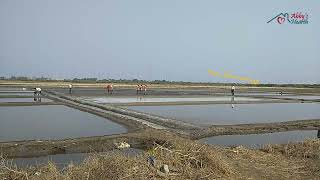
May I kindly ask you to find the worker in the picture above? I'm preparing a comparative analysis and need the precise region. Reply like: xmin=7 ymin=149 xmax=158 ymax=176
xmin=68 ymin=84 xmax=73 ymax=94
xmin=33 ymin=87 xmax=41 ymax=96
xmin=105 ymin=84 xmax=110 ymax=94
xmin=142 ymin=84 xmax=147 ymax=95
xmin=136 ymin=84 xmax=140 ymax=95
xmin=109 ymin=84 xmax=114 ymax=94
xmin=138 ymin=84 xmax=142 ymax=94
xmin=231 ymin=85 xmax=235 ymax=96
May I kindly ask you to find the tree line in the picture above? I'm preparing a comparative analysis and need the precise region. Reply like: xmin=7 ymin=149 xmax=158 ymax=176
xmin=0 ymin=76 xmax=319 ymax=88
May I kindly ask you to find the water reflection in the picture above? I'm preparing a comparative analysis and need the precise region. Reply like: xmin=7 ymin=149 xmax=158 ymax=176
xmin=318 ymin=130 xmax=320 ymax=138
xmin=33 ymin=97 xmax=42 ymax=102
xmin=87 ymin=96 xmax=263 ymax=104
xmin=231 ymin=96 xmax=235 ymax=109
xmin=0 ymin=98 xmax=52 ymax=103
xmin=137 ymin=96 xmax=143 ymax=102
xmin=129 ymin=103 xmax=320 ymax=126
xmin=0 ymin=105 xmax=127 ymax=142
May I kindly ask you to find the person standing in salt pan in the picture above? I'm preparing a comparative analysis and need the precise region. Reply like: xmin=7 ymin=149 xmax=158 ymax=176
xmin=110 ymin=84 xmax=114 ymax=94
xmin=136 ymin=84 xmax=140 ymax=95
xmin=231 ymin=85 xmax=235 ymax=96
xmin=68 ymin=84 xmax=73 ymax=94
xmin=142 ymin=84 xmax=147 ymax=95
xmin=33 ymin=87 xmax=41 ymax=96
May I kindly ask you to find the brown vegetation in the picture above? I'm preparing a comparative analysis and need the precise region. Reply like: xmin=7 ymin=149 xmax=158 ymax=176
xmin=262 ymin=139 xmax=320 ymax=159
xmin=1 ymin=133 xmax=320 ymax=179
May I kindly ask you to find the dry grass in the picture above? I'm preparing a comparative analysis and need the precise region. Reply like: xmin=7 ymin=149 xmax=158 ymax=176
xmin=262 ymin=139 xmax=320 ymax=159
xmin=1 ymin=138 xmax=320 ymax=179
xmin=0 ymin=138 xmax=232 ymax=180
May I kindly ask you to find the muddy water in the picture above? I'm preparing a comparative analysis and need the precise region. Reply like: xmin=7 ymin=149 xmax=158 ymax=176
xmin=128 ymin=103 xmax=320 ymax=126
xmin=199 ymin=130 xmax=319 ymax=148
xmin=84 ymin=96 xmax=263 ymax=104
xmin=0 ymin=105 xmax=127 ymax=142
xmin=0 ymin=98 xmax=52 ymax=102
xmin=8 ymin=148 xmax=143 ymax=169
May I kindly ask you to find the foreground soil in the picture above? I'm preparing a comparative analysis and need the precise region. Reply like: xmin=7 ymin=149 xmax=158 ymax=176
xmin=1 ymin=130 xmax=319 ymax=180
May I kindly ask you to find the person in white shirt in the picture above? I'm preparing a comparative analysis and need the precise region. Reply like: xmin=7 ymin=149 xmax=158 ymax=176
xmin=109 ymin=84 xmax=114 ymax=94
xmin=231 ymin=85 xmax=235 ymax=96
xmin=34 ymin=87 xmax=42 ymax=96
xmin=142 ymin=84 xmax=147 ymax=95
xmin=68 ymin=84 xmax=73 ymax=94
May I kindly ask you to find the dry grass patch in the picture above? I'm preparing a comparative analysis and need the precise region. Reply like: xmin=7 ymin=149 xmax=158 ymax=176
xmin=262 ymin=139 xmax=320 ymax=159
xmin=0 ymin=137 xmax=232 ymax=179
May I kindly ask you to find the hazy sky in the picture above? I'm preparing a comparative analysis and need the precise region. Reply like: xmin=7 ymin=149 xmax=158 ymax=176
xmin=0 ymin=0 xmax=319 ymax=83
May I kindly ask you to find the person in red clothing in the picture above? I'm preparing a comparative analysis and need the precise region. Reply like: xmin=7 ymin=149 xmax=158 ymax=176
xmin=106 ymin=84 xmax=113 ymax=94
xmin=106 ymin=84 xmax=110 ymax=94
xmin=136 ymin=84 xmax=140 ymax=95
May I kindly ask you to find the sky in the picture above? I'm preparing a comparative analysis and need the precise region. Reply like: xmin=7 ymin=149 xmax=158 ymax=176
xmin=0 ymin=0 xmax=319 ymax=84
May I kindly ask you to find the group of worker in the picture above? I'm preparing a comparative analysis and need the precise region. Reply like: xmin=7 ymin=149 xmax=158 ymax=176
xmin=62 ymin=83 xmax=148 ymax=95
xmin=33 ymin=84 xmax=235 ymax=96
xmin=136 ymin=84 xmax=147 ymax=95
xmin=33 ymin=87 xmax=42 ymax=96
xmin=105 ymin=84 xmax=114 ymax=94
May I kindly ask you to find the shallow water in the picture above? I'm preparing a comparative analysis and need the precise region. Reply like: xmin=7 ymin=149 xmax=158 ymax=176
xmin=0 ymin=93 xmax=34 ymax=96
xmin=0 ymin=87 xmax=31 ymax=91
xmin=199 ymin=130 xmax=319 ymax=148
xmin=228 ymin=92 xmax=282 ymax=96
xmin=8 ymin=148 xmax=143 ymax=169
xmin=275 ymin=96 xmax=320 ymax=100
xmin=8 ymin=153 xmax=88 ymax=169
xmin=0 ymin=98 xmax=52 ymax=102
xmin=128 ymin=103 xmax=320 ymax=126
xmin=0 ymin=105 xmax=127 ymax=142
xmin=0 ymin=90 xmax=34 ymax=93
xmin=237 ymin=93 xmax=320 ymax=100
xmin=84 ymin=96 xmax=263 ymax=104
